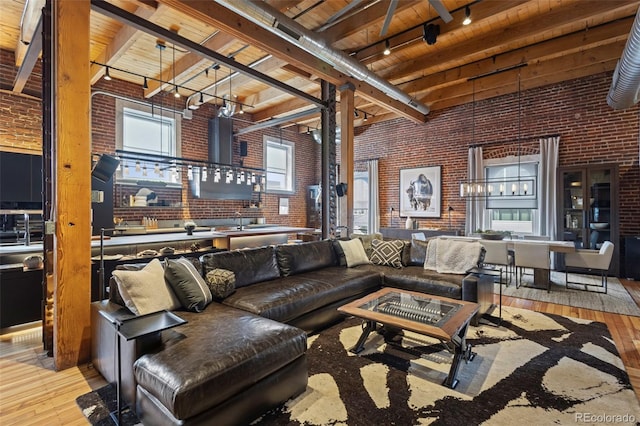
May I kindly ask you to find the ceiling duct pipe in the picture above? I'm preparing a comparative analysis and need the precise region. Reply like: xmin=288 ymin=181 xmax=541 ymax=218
xmin=607 ymin=6 xmax=640 ymax=110
xmin=214 ymin=0 xmax=430 ymax=115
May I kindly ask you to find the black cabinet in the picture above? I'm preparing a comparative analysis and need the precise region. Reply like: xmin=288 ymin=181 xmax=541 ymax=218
xmin=0 ymin=152 xmax=42 ymax=209
xmin=0 ymin=268 xmax=43 ymax=328
xmin=557 ymin=164 xmax=619 ymax=276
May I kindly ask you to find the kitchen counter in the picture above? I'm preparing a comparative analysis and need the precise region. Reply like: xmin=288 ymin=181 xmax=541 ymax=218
xmin=0 ymin=226 xmax=315 ymax=265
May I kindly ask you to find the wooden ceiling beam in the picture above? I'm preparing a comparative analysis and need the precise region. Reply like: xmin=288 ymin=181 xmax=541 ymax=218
xmin=14 ymin=0 xmax=45 ymax=67
xmin=90 ymin=3 xmax=160 ymax=84
xmin=398 ymin=17 xmax=633 ymax=95
xmin=157 ymin=0 xmax=426 ymax=123
xmin=383 ymin=0 xmax=637 ymax=84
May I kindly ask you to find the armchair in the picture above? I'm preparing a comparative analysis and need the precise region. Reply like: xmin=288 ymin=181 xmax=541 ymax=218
xmin=564 ymin=241 xmax=614 ymax=294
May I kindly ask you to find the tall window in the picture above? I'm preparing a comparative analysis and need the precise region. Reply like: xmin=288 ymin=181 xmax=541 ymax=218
xmin=352 ymin=171 xmax=369 ymax=233
xmin=115 ymin=99 xmax=182 ymax=186
xmin=483 ymin=158 xmax=538 ymax=234
xmin=263 ymin=136 xmax=294 ymax=193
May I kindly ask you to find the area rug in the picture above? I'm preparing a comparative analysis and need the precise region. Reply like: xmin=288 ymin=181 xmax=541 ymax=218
xmin=77 ymin=307 xmax=640 ymax=425
xmin=496 ymin=271 xmax=640 ymax=317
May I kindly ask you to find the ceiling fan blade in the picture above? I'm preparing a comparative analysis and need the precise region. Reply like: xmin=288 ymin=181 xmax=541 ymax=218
xmin=379 ymin=0 xmax=398 ymax=37
xmin=429 ymin=0 xmax=453 ymax=23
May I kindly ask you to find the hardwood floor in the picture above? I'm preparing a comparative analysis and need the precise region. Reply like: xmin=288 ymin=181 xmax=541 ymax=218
xmin=0 ymin=280 xmax=639 ymax=425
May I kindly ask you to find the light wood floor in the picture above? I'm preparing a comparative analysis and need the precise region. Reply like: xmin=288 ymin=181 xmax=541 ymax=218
xmin=1 ymin=280 xmax=639 ymax=425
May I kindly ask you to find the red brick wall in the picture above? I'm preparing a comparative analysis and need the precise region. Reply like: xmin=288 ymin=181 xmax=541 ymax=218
xmin=355 ymin=72 xmax=640 ymax=238
xmin=0 ymin=49 xmax=42 ymax=153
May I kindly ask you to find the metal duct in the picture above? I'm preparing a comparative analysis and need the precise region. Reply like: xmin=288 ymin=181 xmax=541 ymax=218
xmin=214 ymin=0 xmax=430 ymax=115
xmin=607 ymin=6 xmax=640 ymax=110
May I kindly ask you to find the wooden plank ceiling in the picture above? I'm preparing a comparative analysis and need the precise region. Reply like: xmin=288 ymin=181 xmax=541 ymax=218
xmin=2 ymin=0 xmax=639 ymax=130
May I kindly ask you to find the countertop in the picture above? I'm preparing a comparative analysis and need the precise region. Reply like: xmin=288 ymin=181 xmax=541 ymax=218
xmin=0 ymin=226 xmax=314 ymax=268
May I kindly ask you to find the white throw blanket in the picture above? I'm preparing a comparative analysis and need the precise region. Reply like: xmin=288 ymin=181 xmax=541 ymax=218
xmin=424 ymin=238 xmax=482 ymax=274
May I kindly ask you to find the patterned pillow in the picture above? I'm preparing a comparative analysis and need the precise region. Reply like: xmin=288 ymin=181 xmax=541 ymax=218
xmin=206 ymin=268 xmax=236 ymax=300
xmin=369 ymin=239 xmax=405 ymax=268
xmin=164 ymin=257 xmax=213 ymax=312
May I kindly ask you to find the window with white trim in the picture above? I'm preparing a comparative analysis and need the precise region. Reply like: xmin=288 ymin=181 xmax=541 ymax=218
xmin=263 ymin=136 xmax=294 ymax=193
xmin=115 ymin=99 xmax=182 ymax=186
xmin=483 ymin=157 xmax=539 ymax=234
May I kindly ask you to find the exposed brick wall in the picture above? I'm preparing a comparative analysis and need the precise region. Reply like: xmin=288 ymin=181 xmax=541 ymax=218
xmin=0 ymin=49 xmax=42 ymax=153
xmin=354 ymin=72 xmax=640 ymax=238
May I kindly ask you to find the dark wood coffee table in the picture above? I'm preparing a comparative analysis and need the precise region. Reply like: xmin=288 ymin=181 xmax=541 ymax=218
xmin=338 ymin=287 xmax=480 ymax=389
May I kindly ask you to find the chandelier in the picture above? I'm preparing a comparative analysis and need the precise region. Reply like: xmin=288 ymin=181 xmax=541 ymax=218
xmin=459 ymin=68 xmax=537 ymax=200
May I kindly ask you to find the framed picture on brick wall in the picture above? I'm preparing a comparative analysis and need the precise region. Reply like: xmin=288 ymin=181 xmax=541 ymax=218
xmin=399 ymin=166 xmax=441 ymax=218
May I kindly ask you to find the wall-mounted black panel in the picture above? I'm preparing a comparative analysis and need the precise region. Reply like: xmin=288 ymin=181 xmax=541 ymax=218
xmin=208 ymin=116 xmax=233 ymax=165
xmin=189 ymin=177 xmax=253 ymax=200
xmin=0 ymin=152 xmax=42 ymax=208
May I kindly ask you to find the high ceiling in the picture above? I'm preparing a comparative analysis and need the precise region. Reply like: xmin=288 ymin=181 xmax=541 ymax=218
xmin=2 ymin=0 xmax=639 ymax=131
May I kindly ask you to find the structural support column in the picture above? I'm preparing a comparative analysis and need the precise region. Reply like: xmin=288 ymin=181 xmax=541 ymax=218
xmin=339 ymin=84 xmax=355 ymax=235
xmin=52 ymin=0 xmax=92 ymax=369
xmin=321 ymin=80 xmax=337 ymax=239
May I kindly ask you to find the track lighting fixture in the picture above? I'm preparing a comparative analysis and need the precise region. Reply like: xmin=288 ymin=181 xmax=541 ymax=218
xmin=135 ymin=161 xmax=141 ymax=172
xmin=364 ymin=112 xmax=368 ymax=121
xmin=174 ymin=86 xmax=180 ymax=98
xmin=143 ymin=77 xmax=148 ymax=89
xmin=354 ymin=109 xmax=359 ymax=118
xmin=201 ymin=166 xmax=207 ymax=182
xmin=103 ymin=66 xmax=112 ymax=81
xmin=423 ymin=23 xmax=440 ymax=45
xmin=383 ymin=40 xmax=391 ymax=56
xmin=463 ymin=6 xmax=472 ymax=26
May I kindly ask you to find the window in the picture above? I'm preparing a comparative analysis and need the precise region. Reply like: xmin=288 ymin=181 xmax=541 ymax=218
xmin=483 ymin=157 xmax=538 ymax=234
xmin=263 ymin=136 xmax=294 ymax=193
xmin=352 ymin=171 xmax=369 ymax=233
xmin=115 ymin=100 xmax=182 ymax=186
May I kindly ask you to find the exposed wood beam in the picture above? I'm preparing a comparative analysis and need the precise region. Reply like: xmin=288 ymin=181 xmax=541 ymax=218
xmin=157 ymin=0 xmax=426 ymax=123
xmin=144 ymin=32 xmax=237 ymax=97
xmin=90 ymin=0 xmax=324 ymax=108
xmin=89 ymin=3 xmax=159 ymax=84
xmin=14 ymin=0 xmax=45 ymax=67
xmin=13 ymin=14 xmax=42 ymax=93
xmin=236 ymin=107 xmax=322 ymax=135
xmin=383 ymin=1 xmax=637 ymax=84
xmin=53 ymin=0 xmax=92 ymax=370
xmin=398 ymin=17 xmax=633 ymax=95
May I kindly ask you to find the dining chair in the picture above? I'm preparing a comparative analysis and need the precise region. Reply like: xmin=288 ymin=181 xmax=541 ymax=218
xmin=478 ymin=240 xmax=512 ymax=286
xmin=514 ymin=241 xmax=551 ymax=292
xmin=564 ymin=241 xmax=614 ymax=294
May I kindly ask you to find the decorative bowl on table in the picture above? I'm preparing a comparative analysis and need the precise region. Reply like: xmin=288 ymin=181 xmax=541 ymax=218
xmin=590 ymin=222 xmax=609 ymax=230
xmin=479 ymin=231 xmax=507 ymax=240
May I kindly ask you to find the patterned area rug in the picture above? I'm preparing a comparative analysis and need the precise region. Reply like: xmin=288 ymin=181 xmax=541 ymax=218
xmin=77 ymin=307 xmax=640 ymax=425
xmin=497 ymin=271 xmax=640 ymax=316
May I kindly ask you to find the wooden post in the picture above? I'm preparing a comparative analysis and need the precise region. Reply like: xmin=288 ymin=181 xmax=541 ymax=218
xmin=53 ymin=0 xmax=92 ymax=369
xmin=340 ymin=84 xmax=355 ymax=235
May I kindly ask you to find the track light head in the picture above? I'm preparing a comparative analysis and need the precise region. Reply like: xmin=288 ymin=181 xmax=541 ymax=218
xmin=463 ymin=6 xmax=472 ymax=25
xmin=383 ymin=40 xmax=391 ymax=56
xmin=423 ymin=23 xmax=440 ymax=45
xmin=143 ymin=77 xmax=148 ymax=89
xmin=103 ymin=66 xmax=112 ymax=81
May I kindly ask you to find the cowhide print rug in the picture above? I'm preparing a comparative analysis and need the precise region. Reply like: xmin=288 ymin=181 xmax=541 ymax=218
xmin=254 ymin=307 xmax=640 ymax=425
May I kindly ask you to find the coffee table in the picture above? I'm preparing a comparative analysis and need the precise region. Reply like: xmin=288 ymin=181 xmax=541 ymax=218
xmin=338 ymin=288 xmax=480 ymax=389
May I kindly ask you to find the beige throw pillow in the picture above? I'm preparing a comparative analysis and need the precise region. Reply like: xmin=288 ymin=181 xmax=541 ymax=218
xmin=338 ymin=239 xmax=370 ymax=267
xmin=112 ymin=258 xmax=180 ymax=315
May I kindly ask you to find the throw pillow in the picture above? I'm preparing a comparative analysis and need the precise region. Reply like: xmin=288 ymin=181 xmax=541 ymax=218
xmin=206 ymin=268 xmax=236 ymax=300
xmin=351 ymin=232 xmax=383 ymax=257
xmin=337 ymin=238 xmax=370 ymax=267
xmin=369 ymin=239 xmax=405 ymax=268
xmin=164 ymin=257 xmax=213 ymax=312
xmin=112 ymin=258 xmax=180 ymax=315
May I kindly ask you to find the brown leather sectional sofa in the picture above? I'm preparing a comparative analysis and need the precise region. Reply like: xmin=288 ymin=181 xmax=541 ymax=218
xmin=91 ymin=238 xmax=493 ymax=425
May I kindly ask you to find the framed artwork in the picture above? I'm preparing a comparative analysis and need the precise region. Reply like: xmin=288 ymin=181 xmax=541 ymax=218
xmin=399 ymin=166 xmax=441 ymax=218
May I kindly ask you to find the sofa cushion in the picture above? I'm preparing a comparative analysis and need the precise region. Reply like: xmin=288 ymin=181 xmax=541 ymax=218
xmin=338 ymin=239 xmax=370 ymax=267
xmin=369 ymin=239 xmax=405 ymax=268
xmin=403 ymin=238 xmax=430 ymax=266
xmin=206 ymin=268 xmax=236 ymax=300
xmin=222 ymin=266 xmax=381 ymax=323
xmin=276 ymin=240 xmax=337 ymax=276
xmin=382 ymin=266 xmax=464 ymax=300
xmin=112 ymin=258 xmax=181 ymax=315
xmin=200 ymin=246 xmax=280 ymax=288
xmin=134 ymin=304 xmax=307 ymax=420
xmin=164 ymin=257 xmax=212 ymax=312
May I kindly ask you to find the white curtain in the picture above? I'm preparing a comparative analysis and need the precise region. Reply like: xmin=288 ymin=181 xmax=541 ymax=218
xmin=367 ymin=159 xmax=380 ymax=233
xmin=539 ymin=136 xmax=560 ymax=236
xmin=465 ymin=146 xmax=484 ymax=235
